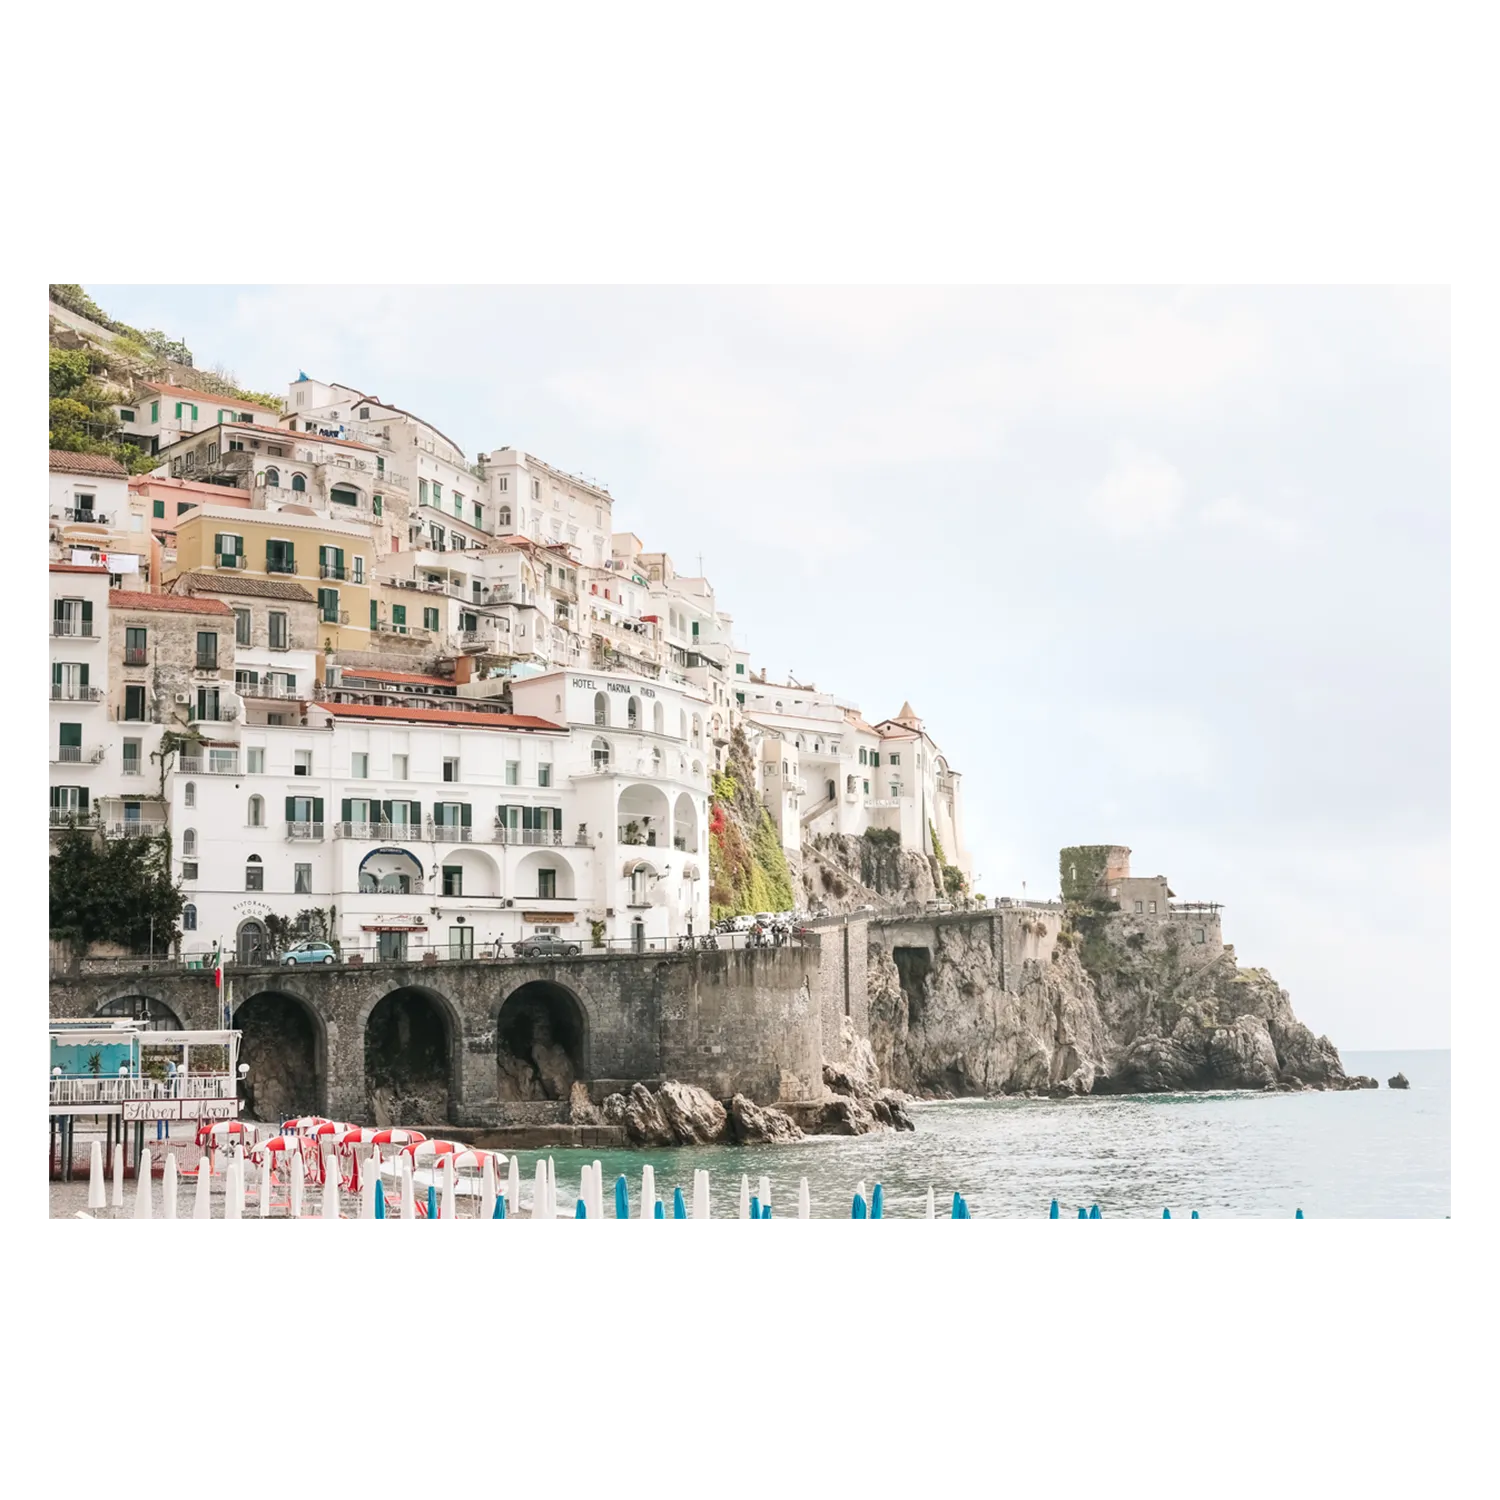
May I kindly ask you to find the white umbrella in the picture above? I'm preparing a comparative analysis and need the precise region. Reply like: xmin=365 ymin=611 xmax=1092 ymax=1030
xmin=591 ymin=1160 xmax=603 ymax=1221
xmin=481 ymin=1154 xmax=496 ymax=1221
xmin=133 ymin=1148 xmax=153 ymax=1218
xmin=323 ymin=1165 xmax=340 ymax=1219
xmin=856 ymin=1179 xmax=867 ymax=1202
xmin=87 ymin=1140 xmax=106 ymax=1211
xmin=163 ymin=1152 xmax=179 ymax=1219
xmin=361 ymin=1152 xmax=377 ymax=1220
xmin=290 ymin=1149 xmax=306 ymax=1218
xmin=225 ymin=1158 xmax=242 ymax=1220
xmin=232 ymin=1154 xmax=246 ymax=1217
xmin=578 ymin=1163 xmax=592 ymax=1219
xmin=400 ymin=1152 xmax=416 ymax=1220
xmin=258 ymin=1153 xmax=272 ymax=1219
xmin=533 ymin=1158 xmax=548 ymax=1220
xmin=759 ymin=1175 xmax=771 ymax=1216
xmin=506 ymin=1155 xmax=520 ymax=1221
xmin=192 ymin=1155 xmax=212 ymax=1218
xmin=441 ymin=1155 xmax=457 ymax=1222
xmin=641 ymin=1164 xmax=656 ymax=1220
xmin=547 ymin=1156 xmax=557 ymax=1218
xmin=798 ymin=1178 xmax=811 ymax=1220
xmin=739 ymin=1174 xmax=750 ymax=1219
xmin=692 ymin=1169 xmax=709 ymax=1220
xmin=926 ymin=1185 xmax=935 ymax=1220
xmin=111 ymin=1142 xmax=124 ymax=1208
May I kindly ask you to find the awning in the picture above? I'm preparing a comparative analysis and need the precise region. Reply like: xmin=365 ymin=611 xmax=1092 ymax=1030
xmin=622 ymin=858 xmax=657 ymax=877
xmin=679 ymin=861 xmax=701 ymax=880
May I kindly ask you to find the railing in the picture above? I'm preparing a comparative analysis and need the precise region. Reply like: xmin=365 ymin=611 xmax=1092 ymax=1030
xmin=53 ymin=745 xmax=103 ymax=765
xmin=494 ymin=827 xmax=571 ymax=846
xmin=122 ymin=759 xmax=142 ymax=777
xmin=195 ymin=655 xmax=220 ymax=671
xmin=178 ymin=756 xmax=240 ymax=775
xmin=266 ymin=560 xmax=297 ymax=575
xmin=101 ymin=820 xmax=168 ymax=838
xmin=50 ymin=685 xmax=103 ymax=701
xmin=320 ymin=564 xmax=347 ymax=580
xmin=48 ymin=809 xmax=95 ymax=827
xmin=189 ymin=707 xmax=238 ymax=723
xmin=334 ymin=821 xmax=422 ymax=841
xmin=124 ymin=648 xmax=147 ymax=665
xmin=426 ymin=821 xmax=474 ymax=842
xmin=217 ymin=554 xmax=246 ymax=569
xmin=51 ymin=621 xmax=97 ymax=638
xmin=64 ymin=508 xmax=110 ymax=525
xmin=237 ymin=682 xmax=303 ymax=700
xmin=1169 ymin=902 xmax=1223 ymax=914
xmin=286 ymin=822 xmax=325 ymax=840
xmin=49 ymin=1073 xmax=236 ymax=1107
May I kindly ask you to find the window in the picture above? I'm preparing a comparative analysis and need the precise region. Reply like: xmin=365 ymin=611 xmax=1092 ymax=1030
xmin=291 ymin=473 xmax=307 ymax=492
xmin=346 ymin=752 xmax=369 ymax=781
xmin=266 ymin=540 xmax=295 ymax=575
xmin=174 ymin=401 xmax=199 ymax=421
xmin=353 ymin=557 xmax=364 ymax=584
xmin=473 ymin=503 xmax=483 ymax=528
xmin=594 ymin=691 xmax=608 ymax=726
xmin=246 ymin=747 xmax=264 ymax=774
xmin=194 ymin=687 xmax=220 ymax=722
xmin=432 ymin=481 xmax=442 ymax=506
xmin=538 ymin=762 xmax=552 ymax=788
xmin=318 ymin=588 xmax=339 ymax=624
xmin=506 ymin=761 xmax=520 ymax=786
xmin=245 ymin=857 xmax=264 ymax=891
xmin=1194 ymin=926 xmax=1207 ymax=944
xmin=234 ymin=609 xmax=251 ymax=646
xmin=1148 ymin=900 xmax=1157 ymax=914
xmin=148 ymin=399 xmax=160 ymax=423
xmin=121 ymin=407 xmax=136 ymax=422
xmin=889 ymin=753 xmax=900 ymax=766
xmin=331 ymin=487 xmax=358 ymax=508
xmin=392 ymin=604 xmax=407 ymax=628
xmin=537 ymin=868 xmax=557 ymax=899
xmin=863 ymin=779 xmax=870 ymax=795
xmin=265 ymin=466 xmax=280 ymax=487
xmin=124 ymin=685 xmax=146 ymax=721
xmin=182 ymin=828 xmax=197 ymax=856
xmin=419 ymin=479 xmax=428 ymax=505
xmin=736 ymin=662 xmax=745 ymax=675
xmin=532 ymin=479 xmax=541 ymax=499
xmin=449 ymin=925 xmax=474 ymax=960
xmin=248 ymin=795 xmax=264 ymax=826
xmin=1134 ymin=900 xmax=1144 ymax=914
xmin=122 ymin=738 xmax=141 ymax=776
xmin=152 ymin=500 xmax=165 ymax=519
xmin=497 ymin=476 xmax=509 ymax=492
xmin=177 ymin=502 xmax=193 ymax=516
xmin=859 ymin=748 xmax=867 ymax=765
xmin=294 ymin=750 xmax=312 ymax=776
xmin=181 ymin=903 xmax=197 ymax=930
xmin=424 ymin=607 xmax=440 ymax=631
xmin=195 ymin=631 xmax=218 ymax=669
xmin=373 ymin=495 xmax=383 ymax=517
xmin=499 ymin=505 xmax=511 ymax=527
xmin=443 ymin=757 xmax=459 ymax=782
xmin=591 ymin=737 xmax=611 ymax=771
xmin=294 ymin=863 xmax=312 ymax=895
xmin=442 ymin=865 xmax=463 ymax=897
xmin=628 ymin=696 xmax=640 ymax=729
xmin=388 ymin=753 xmax=408 ymax=781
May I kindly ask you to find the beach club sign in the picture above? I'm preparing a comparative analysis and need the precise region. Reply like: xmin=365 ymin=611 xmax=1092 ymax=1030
xmin=123 ymin=1098 xmax=238 ymax=1122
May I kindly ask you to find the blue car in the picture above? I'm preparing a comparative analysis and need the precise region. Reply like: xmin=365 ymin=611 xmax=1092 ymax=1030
xmin=281 ymin=940 xmax=338 ymax=966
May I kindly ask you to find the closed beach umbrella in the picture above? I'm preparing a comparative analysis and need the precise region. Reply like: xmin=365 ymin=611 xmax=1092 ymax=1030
xmin=1163 ymin=1208 xmax=1171 ymax=1219
xmin=871 ymin=1184 xmax=884 ymax=1219
xmin=750 ymin=1197 xmax=760 ymax=1220
xmin=673 ymin=1185 xmax=686 ymax=1219
xmin=87 ymin=1140 xmax=106 ymax=1211
xmin=856 ymin=1179 xmax=866 ymax=1203
xmin=481 ymin=1155 xmax=497 ymax=1221
xmin=739 ymin=1174 xmax=751 ymax=1220
xmin=576 ymin=1197 xmax=588 ymax=1218
xmin=693 ymin=1169 xmax=710 ymax=1220
xmin=951 ymin=1192 xmax=962 ymax=1219
xmin=492 ymin=1190 xmax=504 ymax=1219
xmin=851 ymin=1192 xmax=866 ymax=1219
xmin=225 ymin=1158 xmax=242 ymax=1220
xmin=1191 ymin=1210 xmax=1199 ymax=1219
xmin=323 ymin=1169 xmax=339 ymax=1219
xmin=759 ymin=1176 xmax=771 ymax=1216
xmin=361 ymin=1158 xmax=377 ymax=1220
xmin=400 ymin=1154 xmax=416 ymax=1220
xmin=1089 ymin=1204 xmax=1101 ymax=1219
xmin=654 ymin=1199 xmax=665 ymax=1219
xmin=798 ymin=1178 xmax=811 ymax=1220
xmin=579 ymin=1163 xmax=592 ymax=1218
xmin=256 ymin=1152 xmax=270 ymax=1219
xmin=290 ymin=1150 xmax=305 ymax=1218
xmin=441 ymin=1156 xmax=456 ymax=1221
xmin=163 ymin=1152 xmax=179 ymax=1220
xmin=193 ymin=1155 xmax=212 ymax=1219
xmin=641 ymin=1165 xmax=655 ymax=1220
xmin=1078 ymin=1207 xmax=1087 ymax=1219
xmin=232 ymin=1155 xmax=246 ymax=1218
xmin=547 ymin=1157 xmax=557 ymax=1218
xmin=1049 ymin=1198 xmax=1059 ymax=1219
xmin=134 ymin=1148 xmax=153 ymax=1218
xmin=533 ymin=1159 xmax=548 ymax=1219
xmin=375 ymin=1179 xmax=387 ymax=1219
xmin=592 ymin=1160 xmax=603 ymax=1221
xmin=507 ymin=1155 xmax=521 ymax=1221
xmin=926 ymin=1186 xmax=935 ymax=1220
xmin=615 ymin=1175 xmax=628 ymax=1220
xmin=1295 ymin=1208 xmax=1304 ymax=1219
xmin=111 ymin=1142 xmax=124 ymax=1208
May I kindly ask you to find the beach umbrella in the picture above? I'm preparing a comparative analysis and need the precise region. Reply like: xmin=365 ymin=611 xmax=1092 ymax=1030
xmin=759 ymin=1176 xmax=771 ymax=1215
xmin=492 ymin=1192 xmax=504 ymax=1220
xmin=163 ymin=1152 xmax=179 ymax=1220
xmin=615 ymin=1175 xmax=628 ymax=1220
xmin=1295 ymin=1208 xmax=1304 ymax=1219
xmin=951 ymin=1192 xmax=963 ymax=1220
xmin=400 ymin=1154 xmax=416 ymax=1220
xmin=547 ymin=1157 xmax=557 ymax=1218
xmin=426 ymin=1184 xmax=437 ymax=1220
xmin=225 ymin=1159 xmax=242 ymax=1220
xmin=856 ymin=1179 xmax=866 ymax=1202
xmin=533 ymin=1159 xmax=548 ymax=1219
xmin=1078 ymin=1207 xmax=1087 ymax=1219
xmin=673 ymin=1186 xmax=686 ymax=1220
xmin=440 ymin=1154 xmax=457 ymax=1220
xmin=361 ymin=1157 xmax=377 ymax=1220
xmin=576 ymin=1198 xmax=587 ymax=1219
xmin=1049 ymin=1198 xmax=1059 ymax=1219
xmin=764 ymin=1205 xmax=772 ymax=1219
xmin=750 ymin=1197 xmax=760 ymax=1219
xmin=798 ymin=1178 xmax=811 ymax=1220
xmin=87 ymin=1140 xmax=106 ymax=1210
xmin=508 ymin=1156 xmax=521 ymax=1221
xmin=1162 ymin=1208 xmax=1171 ymax=1219
xmin=323 ymin=1169 xmax=340 ymax=1219
xmin=926 ymin=1186 xmax=936 ymax=1220
xmin=1191 ymin=1210 xmax=1199 ymax=1219
xmin=134 ymin=1148 xmax=153 ymax=1218
xmin=481 ymin=1155 xmax=497 ymax=1221
xmin=654 ymin=1199 xmax=665 ymax=1219
xmin=641 ymin=1165 xmax=655 ymax=1220
xmin=851 ymin=1192 xmax=867 ymax=1219
xmin=370 ymin=1128 xmax=427 ymax=1148
xmin=193 ymin=1155 xmax=212 ymax=1218
xmin=592 ymin=1160 xmax=604 ymax=1221
xmin=256 ymin=1152 xmax=270 ymax=1219
xmin=739 ymin=1174 xmax=751 ymax=1220
xmin=579 ymin=1163 xmax=592 ymax=1219
xmin=871 ymin=1184 xmax=884 ymax=1219
xmin=375 ymin=1179 xmax=386 ymax=1219
xmin=290 ymin=1150 xmax=305 ymax=1218
xmin=1089 ymin=1205 xmax=1101 ymax=1219
xmin=692 ymin=1169 xmax=710 ymax=1220
xmin=111 ymin=1142 xmax=124 ymax=1208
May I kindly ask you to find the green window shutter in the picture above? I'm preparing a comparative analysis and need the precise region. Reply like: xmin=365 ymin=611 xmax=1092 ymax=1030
xmin=191 ymin=404 xmax=198 ymax=420
xmin=285 ymin=797 xmax=297 ymax=822
xmin=81 ymin=601 xmax=92 ymax=632
xmin=370 ymin=601 xmax=378 ymax=630
xmin=424 ymin=608 xmax=438 ymax=631
xmin=79 ymin=788 xmax=88 ymax=812
xmin=460 ymin=804 xmax=472 ymax=828
xmin=60 ymin=723 xmax=82 ymax=748
xmin=410 ymin=801 xmax=422 ymax=824
xmin=341 ymin=798 xmax=352 ymax=822
xmin=312 ymin=798 xmax=324 ymax=823
xmin=335 ymin=547 xmax=345 ymax=569
xmin=392 ymin=605 xmax=406 ymax=626
xmin=79 ymin=663 xmax=89 ymax=688
xmin=150 ymin=401 xmax=159 ymax=422
xmin=175 ymin=402 xmax=183 ymax=419
xmin=521 ymin=806 xmax=535 ymax=831
xmin=50 ymin=787 xmax=60 ymax=810
xmin=373 ymin=495 xmax=383 ymax=516
xmin=152 ymin=500 xmax=165 ymax=519
xmin=52 ymin=662 xmax=61 ymax=686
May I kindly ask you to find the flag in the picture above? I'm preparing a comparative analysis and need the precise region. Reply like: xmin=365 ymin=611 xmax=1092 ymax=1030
xmin=211 ymin=943 xmax=222 ymax=989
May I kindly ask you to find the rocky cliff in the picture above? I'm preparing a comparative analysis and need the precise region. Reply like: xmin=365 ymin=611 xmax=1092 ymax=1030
xmin=867 ymin=911 xmax=1362 ymax=1096
xmin=796 ymin=831 xmax=942 ymax=914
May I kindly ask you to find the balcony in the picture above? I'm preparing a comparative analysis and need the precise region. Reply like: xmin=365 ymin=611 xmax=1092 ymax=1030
xmin=189 ymin=707 xmax=238 ymax=724
xmin=48 ymin=809 xmax=96 ymax=827
xmin=214 ymin=554 xmax=246 ymax=570
xmin=495 ymin=827 xmax=573 ymax=847
xmin=426 ymin=821 xmax=474 ymax=842
xmin=236 ymin=682 xmax=303 ymax=700
xmin=194 ymin=655 xmax=220 ymax=672
xmin=285 ymin=821 xmax=325 ymax=840
xmin=51 ymin=621 xmax=97 ymax=638
xmin=52 ymin=746 xmax=104 ymax=765
xmin=335 ymin=821 xmax=422 ymax=841
xmin=320 ymin=564 xmax=348 ymax=580
xmin=178 ymin=756 xmax=241 ymax=775
xmin=101 ymin=819 xmax=168 ymax=838
xmin=124 ymin=648 xmax=147 ymax=666
xmin=64 ymin=508 xmax=110 ymax=525
xmin=266 ymin=560 xmax=298 ymax=575
xmin=50 ymin=685 xmax=103 ymax=702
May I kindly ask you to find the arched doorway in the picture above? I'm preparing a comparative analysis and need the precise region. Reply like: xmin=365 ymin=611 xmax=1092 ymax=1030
xmin=95 ymin=995 xmax=182 ymax=1031
xmin=364 ymin=987 xmax=455 ymax=1126
xmin=233 ymin=991 xmax=323 ymax=1123
xmin=495 ymin=981 xmax=587 ymax=1102
xmin=237 ymin=919 xmax=268 ymax=966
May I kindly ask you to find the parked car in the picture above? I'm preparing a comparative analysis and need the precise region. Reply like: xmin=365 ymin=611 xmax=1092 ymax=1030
xmin=514 ymin=935 xmax=582 ymax=959
xmin=282 ymin=940 xmax=338 ymax=966
xmin=854 ymin=903 xmax=876 ymax=913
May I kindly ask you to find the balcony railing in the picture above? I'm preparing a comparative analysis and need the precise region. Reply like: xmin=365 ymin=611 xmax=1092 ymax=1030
xmin=51 ymin=621 xmax=97 ymax=638
xmin=124 ymin=648 xmax=147 ymax=666
xmin=52 ymin=746 xmax=105 ymax=765
xmin=49 ymin=1073 xmax=235 ymax=1107
xmin=48 ymin=809 xmax=95 ymax=827
xmin=426 ymin=821 xmax=474 ymax=842
xmin=178 ymin=756 xmax=241 ymax=775
xmin=64 ymin=508 xmax=109 ymax=525
xmin=216 ymin=554 xmax=246 ymax=569
xmin=101 ymin=820 xmax=167 ymax=838
xmin=334 ymin=821 xmax=422 ymax=841
xmin=50 ymin=685 xmax=102 ymax=702
xmin=494 ymin=827 xmax=574 ymax=846
xmin=189 ymin=707 xmax=238 ymax=724
xmin=266 ymin=560 xmax=297 ymax=575
xmin=195 ymin=655 xmax=220 ymax=671
xmin=320 ymin=564 xmax=347 ymax=580
xmin=236 ymin=682 xmax=303 ymax=700
xmin=285 ymin=821 xmax=325 ymax=840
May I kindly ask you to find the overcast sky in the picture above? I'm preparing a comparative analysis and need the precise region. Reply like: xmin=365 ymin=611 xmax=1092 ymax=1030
xmin=89 ymin=285 xmax=1449 ymax=1049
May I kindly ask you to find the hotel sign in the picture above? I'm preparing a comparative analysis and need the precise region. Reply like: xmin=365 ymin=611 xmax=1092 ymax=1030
xmin=521 ymin=912 xmax=576 ymax=924
xmin=123 ymin=1098 xmax=239 ymax=1122
xmin=572 ymin=676 xmax=656 ymax=698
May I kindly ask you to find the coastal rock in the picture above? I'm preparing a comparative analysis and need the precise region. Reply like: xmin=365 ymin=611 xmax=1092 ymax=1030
xmin=602 ymin=1083 xmax=675 ymax=1146
xmin=568 ymin=1081 xmax=602 ymax=1126
xmin=727 ymin=1094 xmax=803 ymax=1143
xmin=1330 ymin=1074 xmax=1379 ymax=1091
xmin=656 ymin=1080 xmax=728 ymax=1144
xmin=1388 ymin=1072 xmax=1410 ymax=1090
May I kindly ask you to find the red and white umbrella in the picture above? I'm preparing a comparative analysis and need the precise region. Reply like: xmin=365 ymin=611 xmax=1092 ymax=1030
xmin=405 ymin=1139 xmax=462 ymax=1164
xmin=369 ymin=1129 xmax=426 ymax=1148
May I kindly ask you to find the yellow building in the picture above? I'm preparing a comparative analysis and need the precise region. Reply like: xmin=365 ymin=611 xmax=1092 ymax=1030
xmin=167 ymin=502 xmax=377 ymax=652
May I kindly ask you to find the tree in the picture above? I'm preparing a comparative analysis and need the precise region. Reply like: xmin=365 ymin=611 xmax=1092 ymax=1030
xmin=50 ymin=826 xmax=184 ymax=953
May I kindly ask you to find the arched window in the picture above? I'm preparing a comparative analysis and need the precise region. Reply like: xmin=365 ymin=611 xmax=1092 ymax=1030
xmin=247 ymin=795 xmax=264 ymax=827
xmin=628 ymin=695 xmax=641 ymax=729
xmin=651 ymin=746 xmax=663 ymax=774
xmin=265 ymin=466 xmax=280 ymax=488
xmin=827 ymin=779 xmax=836 ymax=801
xmin=291 ymin=473 xmax=307 ymax=492
xmin=359 ymin=872 xmax=377 ymax=893
xmin=181 ymin=903 xmax=197 ymax=932
xmin=653 ymin=701 xmax=665 ymax=734
xmin=499 ymin=505 xmax=511 ymax=527
xmin=774 ymin=700 xmax=783 ymax=712
xmin=182 ymin=828 xmax=197 ymax=856
xmin=183 ymin=782 xmax=196 ymax=808
xmin=591 ymin=737 xmax=611 ymax=771
xmin=594 ymin=691 xmax=608 ymax=727
xmin=245 ymin=853 xmax=263 ymax=891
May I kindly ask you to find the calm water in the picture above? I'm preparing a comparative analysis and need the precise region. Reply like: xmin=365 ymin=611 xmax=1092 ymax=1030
xmin=528 ymin=1051 xmax=1450 ymax=1219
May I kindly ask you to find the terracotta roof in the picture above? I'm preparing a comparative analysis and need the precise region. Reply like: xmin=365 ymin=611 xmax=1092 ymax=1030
xmin=129 ymin=476 xmax=251 ymax=498
xmin=50 ymin=562 xmax=111 ymax=574
xmin=145 ymin=383 xmax=278 ymax=413
xmin=315 ymin=702 xmax=562 ymax=732
xmin=108 ymin=589 xmax=233 ymax=616
xmin=154 ymin=424 xmax=375 ymax=458
xmin=49 ymin=451 xmax=128 ymax=477
xmin=339 ymin=668 xmax=456 ymax=687
xmin=174 ymin=572 xmax=317 ymax=603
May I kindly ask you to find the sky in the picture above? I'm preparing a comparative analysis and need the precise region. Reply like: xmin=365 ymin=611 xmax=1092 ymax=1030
xmin=88 ymin=285 xmax=1450 ymax=1050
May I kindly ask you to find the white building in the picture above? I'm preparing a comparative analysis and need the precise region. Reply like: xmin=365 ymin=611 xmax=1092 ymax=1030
xmin=49 ymin=452 xmax=149 ymax=586
xmin=49 ymin=563 xmax=114 ymax=829
xmin=119 ymin=383 xmax=280 ymax=458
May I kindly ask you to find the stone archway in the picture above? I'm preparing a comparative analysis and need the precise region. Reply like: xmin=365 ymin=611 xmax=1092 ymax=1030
xmin=233 ymin=990 xmax=324 ymax=1123
xmin=364 ymin=986 xmax=456 ymax=1126
xmin=494 ymin=981 xmax=588 ymax=1103
xmin=95 ymin=994 xmax=184 ymax=1031
xmin=237 ymin=919 xmax=268 ymax=966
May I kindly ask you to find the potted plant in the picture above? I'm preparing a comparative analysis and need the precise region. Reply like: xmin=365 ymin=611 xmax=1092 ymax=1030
xmin=623 ymin=821 xmax=642 ymax=845
xmin=86 ymin=1051 xmax=102 ymax=1076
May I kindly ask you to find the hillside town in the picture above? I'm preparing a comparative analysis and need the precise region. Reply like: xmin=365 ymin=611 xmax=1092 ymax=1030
xmin=48 ymin=315 xmax=972 ymax=968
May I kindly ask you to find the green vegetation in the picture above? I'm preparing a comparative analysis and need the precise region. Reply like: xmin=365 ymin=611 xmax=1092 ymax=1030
xmin=708 ymin=729 xmax=795 ymax=921
xmin=265 ymin=909 xmax=338 ymax=953
xmin=928 ymin=819 xmax=969 ymax=900
xmin=48 ymin=347 xmax=156 ymax=473
xmin=50 ymin=826 xmax=183 ymax=953
xmin=862 ymin=826 xmax=900 ymax=850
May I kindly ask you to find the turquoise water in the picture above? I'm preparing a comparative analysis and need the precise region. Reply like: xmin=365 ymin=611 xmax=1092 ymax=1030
xmin=521 ymin=1051 xmax=1450 ymax=1219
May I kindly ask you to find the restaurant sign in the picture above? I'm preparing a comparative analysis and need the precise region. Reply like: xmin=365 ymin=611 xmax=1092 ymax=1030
xmin=123 ymin=1098 xmax=239 ymax=1122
